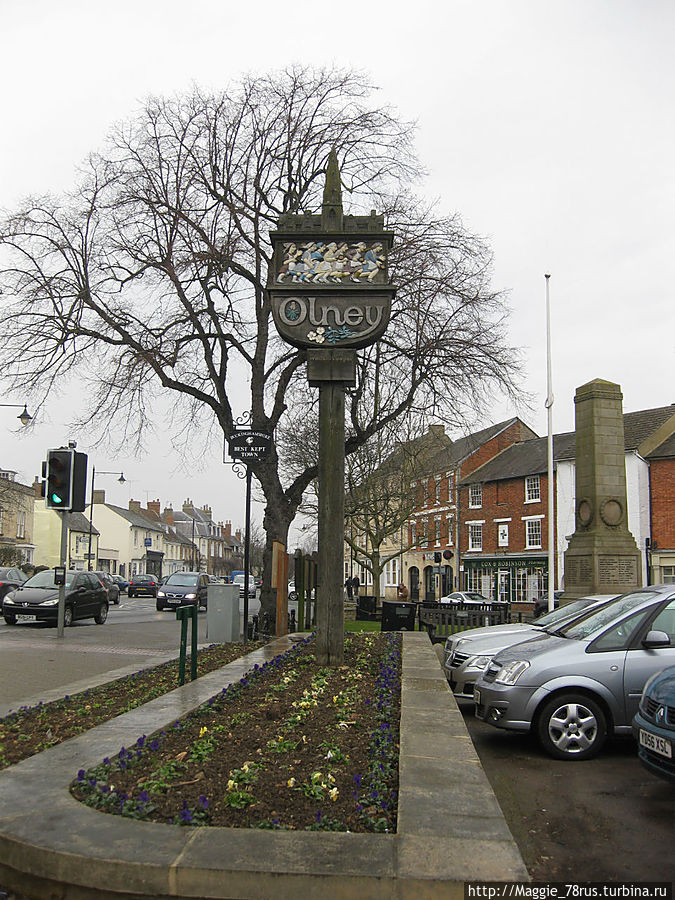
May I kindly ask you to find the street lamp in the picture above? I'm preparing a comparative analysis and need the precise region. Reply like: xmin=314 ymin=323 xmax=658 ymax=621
xmin=87 ymin=467 xmax=126 ymax=570
xmin=0 ymin=403 xmax=33 ymax=426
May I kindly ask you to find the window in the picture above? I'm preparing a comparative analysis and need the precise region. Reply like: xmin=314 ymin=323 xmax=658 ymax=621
xmin=469 ymin=524 xmax=483 ymax=551
xmin=423 ymin=481 xmax=429 ymax=506
xmin=663 ymin=566 xmax=675 ymax=584
xmin=435 ymin=518 xmax=441 ymax=545
xmin=469 ymin=484 xmax=482 ymax=508
xmin=498 ymin=523 xmax=509 ymax=547
xmin=16 ymin=511 xmax=25 ymax=539
xmin=385 ymin=558 xmax=399 ymax=586
xmin=526 ymin=519 xmax=542 ymax=549
xmin=410 ymin=521 xmax=417 ymax=546
xmin=0 ymin=507 xmax=3 ymax=535
xmin=525 ymin=475 xmax=541 ymax=502
xmin=422 ymin=518 xmax=429 ymax=546
xmin=435 ymin=479 xmax=441 ymax=504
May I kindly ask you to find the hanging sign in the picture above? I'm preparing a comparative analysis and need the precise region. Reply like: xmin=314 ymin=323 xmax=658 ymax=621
xmin=228 ymin=431 xmax=272 ymax=462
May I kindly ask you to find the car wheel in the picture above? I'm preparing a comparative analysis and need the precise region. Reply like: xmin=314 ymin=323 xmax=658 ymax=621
xmin=3 ymin=614 xmax=16 ymax=626
xmin=156 ymin=600 xmax=164 ymax=611
xmin=63 ymin=606 xmax=73 ymax=628
xmin=536 ymin=693 xmax=607 ymax=760
xmin=128 ymin=591 xmax=134 ymax=598
xmin=94 ymin=603 xmax=108 ymax=625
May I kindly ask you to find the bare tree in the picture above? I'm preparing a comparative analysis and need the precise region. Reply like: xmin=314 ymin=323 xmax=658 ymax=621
xmin=0 ymin=66 xmax=521 ymax=623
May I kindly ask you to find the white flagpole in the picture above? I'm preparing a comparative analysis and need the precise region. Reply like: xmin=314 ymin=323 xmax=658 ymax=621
xmin=545 ymin=274 xmax=555 ymax=611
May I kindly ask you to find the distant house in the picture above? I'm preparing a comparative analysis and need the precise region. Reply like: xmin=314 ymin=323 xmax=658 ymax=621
xmin=33 ymin=499 xmax=99 ymax=571
xmin=0 ymin=470 xmax=36 ymax=565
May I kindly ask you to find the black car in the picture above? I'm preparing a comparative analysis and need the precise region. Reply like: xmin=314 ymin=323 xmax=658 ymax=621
xmin=633 ymin=664 xmax=675 ymax=783
xmin=0 ymin=566 xmax=27 ymax=602
xmin=2 ymin=570 xmax=108 ymax=627
xmin=155 ymin=572 xmax=209 ymax=611
xmin=93 ymin=571 xmax=120 ymax=605
xmin=128 ymin=574 xmax=159 ymax=598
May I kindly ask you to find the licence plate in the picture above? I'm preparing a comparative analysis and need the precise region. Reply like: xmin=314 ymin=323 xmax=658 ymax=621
xmin=473 ymin=688 xmax=481 ymax=704
xmin=640 ymin=728 xmax=672 ymax=759
xmin=17 ymin=615 xmax=36 ymax=622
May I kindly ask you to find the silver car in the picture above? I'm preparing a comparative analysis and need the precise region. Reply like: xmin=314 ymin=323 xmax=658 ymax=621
xmin=474 ymin=585 xmax=675 ymax=760
xmin=444 ymin=596 xmax=616 ymax=702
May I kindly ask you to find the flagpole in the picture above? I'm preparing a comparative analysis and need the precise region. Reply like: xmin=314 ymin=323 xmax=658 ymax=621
xmin=545 ymin=274 xmax=555 ymax=611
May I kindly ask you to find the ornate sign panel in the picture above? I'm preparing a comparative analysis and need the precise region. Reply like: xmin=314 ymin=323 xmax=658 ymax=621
xmin=228 ymin=431 xmax=272 ymax=462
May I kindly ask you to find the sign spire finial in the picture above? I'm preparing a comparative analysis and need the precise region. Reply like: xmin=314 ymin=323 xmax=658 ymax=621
xmin=321 ymin=149 xmax=343 ymax=231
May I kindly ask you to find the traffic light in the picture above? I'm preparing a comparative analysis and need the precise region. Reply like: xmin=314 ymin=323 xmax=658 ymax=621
xmin=45 ymin=449 xmax=73 ymax=510
xmin=44 ymin=449 xmax=88 ymax=511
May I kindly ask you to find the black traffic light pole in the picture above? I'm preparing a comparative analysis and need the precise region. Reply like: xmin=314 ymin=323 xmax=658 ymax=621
xmin=56 ymin=512 xmax=69 ymax=637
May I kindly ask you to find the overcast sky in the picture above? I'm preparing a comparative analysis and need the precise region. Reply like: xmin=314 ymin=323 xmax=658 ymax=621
xmin=1 ymin=0 xmax=673 ymax=537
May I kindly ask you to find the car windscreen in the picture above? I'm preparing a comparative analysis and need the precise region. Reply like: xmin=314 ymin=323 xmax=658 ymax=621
xmin=466 ymin=593 xmax=487 ymax=602
xmin=166 ymin=575 xmax=198 ymax=586
xmin=23 ymin=571 xmax=74 ymax=589
xmin=558 ymin=592 xmax=657 ymax=641
xmin=535 ymin=598 xmax=597 ymax=628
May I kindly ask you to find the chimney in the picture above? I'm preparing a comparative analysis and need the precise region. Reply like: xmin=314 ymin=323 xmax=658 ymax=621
xmin=182 ymin=499 xmax=194 ymax=514
xmin=224 ymin=520 xmax=232 ymax=538
xmin=93 ymin=489 xmax=106 ymax=505
xmin=147 ymin=499 xmax=161 ymax=516
xmin=163 ymin=506 xmax=175 ymax=526
xmin=235 ymin=529 xmax=242 ymax=542
xmin=129 ymin=499 xmax=141 ymax=513
xmin=32 ymin=477 xmax=42 ymax=498
xmin=201 ymin=504 xmax=212 ymax=518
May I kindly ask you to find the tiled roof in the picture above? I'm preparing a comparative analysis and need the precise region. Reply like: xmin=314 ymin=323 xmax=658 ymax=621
xmin=460 ymin=404 xmax=675 ymax=484
xmin=646 ymin=432 xmax=675 ymax=459
xmin=68 ymin=512 xmax=99 ymax=535
xmin=104 ymin=504 xmax=167 ymax=532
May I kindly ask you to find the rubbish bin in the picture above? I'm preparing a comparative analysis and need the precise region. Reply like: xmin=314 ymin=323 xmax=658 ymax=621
xmin=356 ymin=595 xmax=378 ymax=620
xmin=206 ymin=583 xmax=239 ymax=642
xmin=381 ymin=600 xmax=417 ymax=632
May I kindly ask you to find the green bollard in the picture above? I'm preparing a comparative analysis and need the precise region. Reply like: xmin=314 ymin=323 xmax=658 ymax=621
xmin=176 ymin=605 xmax=198 ymax=686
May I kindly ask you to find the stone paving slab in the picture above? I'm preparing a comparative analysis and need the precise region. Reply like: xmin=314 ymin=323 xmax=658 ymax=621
xmin=0 ymin=631 xmax=529 ymax=897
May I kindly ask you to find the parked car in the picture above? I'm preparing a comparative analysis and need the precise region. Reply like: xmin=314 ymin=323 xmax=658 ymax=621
xmin=2 ymin=570 xmax=108 ymax=627
xmin=156 ymin=572 xmax=209 ymax=611
xmin=111 ymin=574 xmax=129 ymax=593
xmin=233 ymin=573 xmax=256 ymax=599
xmin=632 ymin=664 xmax=675 ymax=782
xmin=0 ymin=566 xmax=27 ymax=602
xmin=474 ymin=584 xmax=675 ymax=760
xmin=532 ymin=590 xmax=565 ymax=619
xmin=444 ymin=595 xmax=617 ymax=701
xmin=93 ymin=571 xmax=120 ymax=605
xmin=127 ymin=574 xmax=159 ymax=598
xmin=440 ymin=592 xmax=500 ymax=605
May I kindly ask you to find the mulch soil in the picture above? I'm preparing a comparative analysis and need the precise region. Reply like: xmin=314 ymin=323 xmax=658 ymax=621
xmin=0 ymin=642 xmax=262 ymax=770
xmin=70 ymin=632 xmax=401 ymax=832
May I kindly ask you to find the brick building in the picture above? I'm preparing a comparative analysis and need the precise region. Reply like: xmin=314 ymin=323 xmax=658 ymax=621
xmin=458 ymin=403 xmax=675 ymax=606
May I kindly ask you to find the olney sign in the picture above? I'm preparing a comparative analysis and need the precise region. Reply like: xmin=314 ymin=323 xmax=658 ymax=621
xmin=269 ymin=238 xmax=395 ymax=350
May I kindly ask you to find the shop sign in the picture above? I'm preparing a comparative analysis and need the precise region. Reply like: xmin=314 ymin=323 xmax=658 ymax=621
xmin=464 ymin=557 xmax=547 ymax=571
xmin=228 ymin=431 xmax=272 ymax=462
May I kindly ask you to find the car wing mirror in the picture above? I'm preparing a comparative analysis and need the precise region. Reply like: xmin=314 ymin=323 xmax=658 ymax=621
xmin=642 ymin=630 xmax=671 ymax=649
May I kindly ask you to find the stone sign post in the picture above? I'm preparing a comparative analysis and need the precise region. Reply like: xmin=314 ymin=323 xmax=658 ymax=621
xmin=562 ymin=379 xmax=642 ymax=600
xmin=269 ymin=151 xmax=395 ymax=665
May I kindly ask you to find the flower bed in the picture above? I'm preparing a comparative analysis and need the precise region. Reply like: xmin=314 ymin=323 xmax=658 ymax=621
xmin=71 ymin=632 xmax=401 ymax=832
xmin=0 ymin=642 xmax=261 ymax=770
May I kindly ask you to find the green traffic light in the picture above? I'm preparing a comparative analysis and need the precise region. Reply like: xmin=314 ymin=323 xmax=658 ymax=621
xmin=51 ymin=493 xmax=64 ymax=505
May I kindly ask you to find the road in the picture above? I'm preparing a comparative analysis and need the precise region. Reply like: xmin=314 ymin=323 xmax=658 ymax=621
xmin=0 ymin=594 xmax=213 ymax=716
xmin=462 ymin=703 xmax=675 ymax=884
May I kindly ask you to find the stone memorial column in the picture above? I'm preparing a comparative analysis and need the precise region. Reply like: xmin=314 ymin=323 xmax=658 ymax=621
xmin=562 ymin=378 xmax=642 ymax=600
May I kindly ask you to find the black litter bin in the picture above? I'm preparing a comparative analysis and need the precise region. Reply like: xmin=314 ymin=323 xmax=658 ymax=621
xmin=381 ymin=600 xmax=417 ymax=632
xmin=356 ymin=595 xmax=378 ymax=620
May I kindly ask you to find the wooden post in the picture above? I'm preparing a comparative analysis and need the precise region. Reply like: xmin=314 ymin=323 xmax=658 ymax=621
xmin=316 ymin=381 xmax=345 ymax=666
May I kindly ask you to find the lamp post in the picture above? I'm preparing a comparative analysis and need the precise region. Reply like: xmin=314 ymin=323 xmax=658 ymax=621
xmin=0 ymin=404 xmax=33 ymax=426
xmin=87 ymin=467 xmax=126 ymax=570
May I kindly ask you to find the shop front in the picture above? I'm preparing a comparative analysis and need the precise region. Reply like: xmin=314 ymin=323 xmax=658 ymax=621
xmin=462 ymin=555 xmax=549 ymax=607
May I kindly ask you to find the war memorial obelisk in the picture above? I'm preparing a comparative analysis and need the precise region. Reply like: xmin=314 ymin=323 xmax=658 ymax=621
xmin=562 ymin=378 xmax=642 ymax=600
xmin=269 ymin=152 xmax=395 ymax=664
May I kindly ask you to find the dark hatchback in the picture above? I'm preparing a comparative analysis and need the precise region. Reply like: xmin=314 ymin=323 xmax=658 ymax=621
xmin=633 ymin=664 xmax=675 ymax=782
xmin=156 ymin=572 xmax=209 ymax=611
xmin=128 ymin=574 xmax=158 ymax=598
xmin=2 ymin=570 xmax=108 ymax=627
xmin=0 ymin=566 xmax=27 ymax=602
